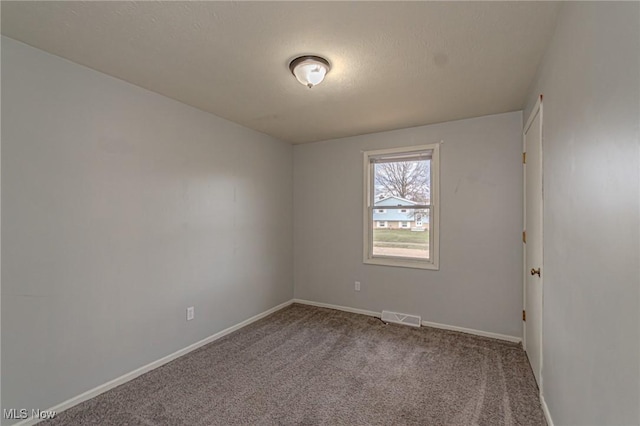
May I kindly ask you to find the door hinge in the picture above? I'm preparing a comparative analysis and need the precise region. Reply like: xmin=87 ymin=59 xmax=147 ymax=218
xmin=523 ymin=230 xmax=526 ymax=243
xmin=522 ymin=310 xmax=526 ymax=321
xmin=522 ymin=152 xmax=526 ymax=164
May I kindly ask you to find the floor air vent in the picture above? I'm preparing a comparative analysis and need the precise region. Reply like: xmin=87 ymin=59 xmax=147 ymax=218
xmin=381 ymin=310 xmax=421 ymax=328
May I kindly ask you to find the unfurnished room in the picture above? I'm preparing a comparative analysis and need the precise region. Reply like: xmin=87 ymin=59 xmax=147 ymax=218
xmin=1 ymin=2 xmax=639 ymax=425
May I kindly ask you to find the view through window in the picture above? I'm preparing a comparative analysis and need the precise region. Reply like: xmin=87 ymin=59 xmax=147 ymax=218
xmin=364 ymin=144 xmax=439 ymax=269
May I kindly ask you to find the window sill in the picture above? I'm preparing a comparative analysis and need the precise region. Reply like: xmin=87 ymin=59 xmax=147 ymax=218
xmin=363 ymin=257 xmax=439 ymax=270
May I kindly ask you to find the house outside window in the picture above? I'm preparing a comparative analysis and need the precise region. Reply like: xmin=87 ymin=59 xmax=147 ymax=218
xmin=363 ymin=144 xmax=440 ymax=270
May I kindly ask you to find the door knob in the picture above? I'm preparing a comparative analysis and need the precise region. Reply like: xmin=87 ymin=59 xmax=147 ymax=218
xmin=530 ymin=268 xmax=541 ymax=277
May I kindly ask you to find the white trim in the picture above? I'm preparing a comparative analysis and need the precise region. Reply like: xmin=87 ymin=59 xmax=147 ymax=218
xmin=363 ymin=256 xmax=438 ymax=270
xmin=13 ymin=300 xmax=294 ymax=426
xmin=523 ymin=95 xmax=544 ymax=392
xmin=421 ymin=320 xmax=521 ymax=343
xmin=363 ymin=143 xmax=440 ymax=270
xmin=16 ymin=298 xmax=524 ymax=426
xmin=540 ymin=394 xmax=554 ymax=426
xmin=293 ymin=299 xmax=521 ymax=343
xmin=293 ymin=298 xmax=380 ymax=318
xmin=522 ymin=108 xmax=527 ymax=349
xmin=524 ymin=94 xmax=543 ymax=134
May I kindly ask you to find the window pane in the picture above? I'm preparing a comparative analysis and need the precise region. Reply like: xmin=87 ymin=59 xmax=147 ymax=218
xmin=374 ymin=159 xmax=430 ymax=204
xmin=364 ymin=144 xmax=438 ymax=269
xmin=372 ymin=208 xmax=429 ymax=260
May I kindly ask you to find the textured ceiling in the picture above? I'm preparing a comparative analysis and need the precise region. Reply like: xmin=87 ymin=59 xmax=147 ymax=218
xmin=1 ymin=1 xmax=560 ymax=144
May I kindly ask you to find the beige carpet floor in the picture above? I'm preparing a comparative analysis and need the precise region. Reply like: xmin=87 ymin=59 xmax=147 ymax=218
xmin=44 ymin=304 xmax=545 ymax=425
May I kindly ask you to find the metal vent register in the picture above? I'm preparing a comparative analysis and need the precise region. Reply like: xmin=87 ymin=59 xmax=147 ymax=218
xmin=381 ymin=310 xmax=421 ymax=327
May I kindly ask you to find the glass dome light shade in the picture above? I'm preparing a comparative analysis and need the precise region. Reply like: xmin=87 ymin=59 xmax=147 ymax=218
xmin=289 ymin=56 xmax=330 ymax=88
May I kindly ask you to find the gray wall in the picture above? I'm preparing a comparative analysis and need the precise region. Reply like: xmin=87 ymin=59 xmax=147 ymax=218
xmin=294 ymin=112 xmax=524 ymax=338
xmin=1 ymin=36 xmax=293 ymax=420
xmin=523 ymin=3 xmax=640 ymax=424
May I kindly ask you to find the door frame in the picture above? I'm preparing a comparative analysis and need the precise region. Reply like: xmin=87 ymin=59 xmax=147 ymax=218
xmin=523 ymin=94 xmax=544 ymax=391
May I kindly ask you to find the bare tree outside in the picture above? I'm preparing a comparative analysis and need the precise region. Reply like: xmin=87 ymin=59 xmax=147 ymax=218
xmin=374 ymin=160 xmax=430 ymax=203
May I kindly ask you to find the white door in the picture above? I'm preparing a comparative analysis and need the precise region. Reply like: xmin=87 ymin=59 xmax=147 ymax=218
xmin=524 ymin=96 xmax=543 ymax=386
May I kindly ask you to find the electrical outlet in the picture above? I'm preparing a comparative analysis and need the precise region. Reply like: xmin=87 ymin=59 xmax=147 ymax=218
xmin=355 ymin=281 xmax=361 ymax=292
xmin=186 ymin=306 xmax=195 ymax=321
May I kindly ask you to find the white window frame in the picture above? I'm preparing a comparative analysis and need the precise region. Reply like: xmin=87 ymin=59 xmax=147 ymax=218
xmin=363 ymin=143 xmax=440 ymax=270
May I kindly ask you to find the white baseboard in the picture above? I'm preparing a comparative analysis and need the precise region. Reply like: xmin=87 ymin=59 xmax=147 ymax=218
xmin=293 ymin=299 xmax=521 ymax=343
xmin=16 ymin=298 xmax=522 ymax=425
xmin=13 ymin=299 xmax=294 ymax=426
xmin=540 ymin=393 xmax=554 ymax=426
xmin=420 ymin=320 xmax=521 ymax=343
xmin=293 ymin=299 xmax=381 ymax=318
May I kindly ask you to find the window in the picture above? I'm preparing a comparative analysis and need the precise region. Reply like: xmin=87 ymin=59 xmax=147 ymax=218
xmin=363 ymin=144 xmax=439 ymax=270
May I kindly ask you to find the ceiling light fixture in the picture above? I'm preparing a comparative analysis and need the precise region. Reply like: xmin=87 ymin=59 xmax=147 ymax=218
xmin=289 ymin=55 xmax=331 ymax=88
